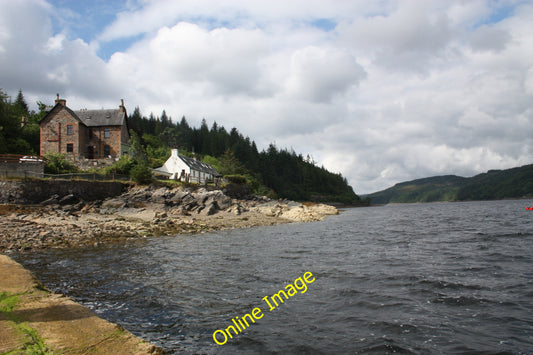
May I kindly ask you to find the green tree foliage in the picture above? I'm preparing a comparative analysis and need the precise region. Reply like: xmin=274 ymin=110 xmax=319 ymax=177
xmin=202 ymin=155 xmax=223 ymax=174
xmin=218 ymin=149 xmax=246 ymax=175
xmin=101 ymin=155 xmax=136 ymax=175
xmin=44 ymin=153 xmax=79 ymax=174
xmin=14 ymin=90 xmax=29 ymax=115
xmin=129 ymin=130 xmax=148 ymax=165
xmin=130 ymin=163 xmax=153 ymax=185
xmin=0 ymin=89 xmax=44 ymax=154
xmin=125 ymin=108 xmax=361 ymax=202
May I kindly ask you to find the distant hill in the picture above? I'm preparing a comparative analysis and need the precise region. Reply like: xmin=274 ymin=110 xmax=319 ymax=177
xmin=366 ymin=164 xmax=533 ymax=204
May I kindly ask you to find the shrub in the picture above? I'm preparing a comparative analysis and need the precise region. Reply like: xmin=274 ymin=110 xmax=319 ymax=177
xmin=130 ymin=164 xmax=153 ymax=185
xmin=101 ymin=155 xmax=135 ymax=175
xmin=224 ymin=174 xmax=247 ymax=184
xmin=44 ymin=153 xmax=78 ymax=174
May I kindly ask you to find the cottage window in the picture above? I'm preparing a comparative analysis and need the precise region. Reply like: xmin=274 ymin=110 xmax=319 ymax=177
xmin=89 ymin=129 xmax=93 ymax=139
xmin=104 ymin=145 xmax=111 ymax=157
xmin=104 ymin=128 xmax=110 ymax=138
xmin=67 ymin=125 xmax=73 ymax=135
xmin=66 ymin=143 xmax=73 ymax=153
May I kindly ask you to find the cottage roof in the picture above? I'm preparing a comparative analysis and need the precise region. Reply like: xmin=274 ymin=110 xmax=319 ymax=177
xmin=74 ymin=109 xmax=126 ymax=127
xmin=180 ymin=155 xmax=220 ymax=176
xmin=154 ymin=149 xmax=220 ymax=177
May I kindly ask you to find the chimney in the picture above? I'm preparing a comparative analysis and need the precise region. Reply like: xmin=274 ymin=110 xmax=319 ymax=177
xmin=171 ymin=149 xmax=179 ymax=158
xmin=119 ymin=99 xmax=125 ymax=112
xmin=55 ymin=93 xmax=66 ymax=106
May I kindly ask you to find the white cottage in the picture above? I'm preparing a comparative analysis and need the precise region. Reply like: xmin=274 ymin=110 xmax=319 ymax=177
xmin=154 ymin=149 xmax=220 ymax=184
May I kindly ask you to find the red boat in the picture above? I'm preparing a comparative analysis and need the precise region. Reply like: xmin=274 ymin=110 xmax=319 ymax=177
xmin=526 ymin=207 xmax=533 ymax=210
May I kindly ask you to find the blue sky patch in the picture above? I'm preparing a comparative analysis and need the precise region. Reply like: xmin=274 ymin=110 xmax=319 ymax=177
xmin=311 ymin=18 xmax=337 ymax=31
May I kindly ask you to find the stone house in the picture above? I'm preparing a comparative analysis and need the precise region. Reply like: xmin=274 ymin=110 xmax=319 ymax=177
xmin=40 ymin=95 xmax=130 ymax=160
xmin=154 ymin=149 xmax=220 ymax=184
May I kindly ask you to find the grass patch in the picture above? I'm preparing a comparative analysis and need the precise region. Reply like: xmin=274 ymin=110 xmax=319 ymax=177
xmin=17 ymin=323 xmax=54 ymax=355
xmin=0 ymin=292 xmax=20 ymax=313
xmin=0 ymin=292 xmax=55 ymax=354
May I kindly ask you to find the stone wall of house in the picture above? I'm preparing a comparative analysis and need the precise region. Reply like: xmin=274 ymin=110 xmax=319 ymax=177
xmin=0 ymin=162 xmax=45 ymax=178
xmin=40 ymin=107 xmax=84 ymax=157
xmin=0 ymin=180 xmax=127 ymax=204
xmin=86 ymin=126 xmax=123 ymax=159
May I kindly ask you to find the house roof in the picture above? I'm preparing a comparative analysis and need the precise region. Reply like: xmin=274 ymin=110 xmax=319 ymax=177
xmin=40 ymin=98 xmax=128 ymax=129
xmin=154 ymin=150 xmax=220 ymax=177
xmin=180 ymin=155 xmax=221 ymax=176
xmin=74 ymin=109 xmax=126 ymax=127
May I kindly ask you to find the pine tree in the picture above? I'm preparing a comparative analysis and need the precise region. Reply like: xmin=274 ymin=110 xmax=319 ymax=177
xmin=161 ymin=110 xmax=169 ymax=128
xmin=14 ymin=89 xmax=29 ymax=115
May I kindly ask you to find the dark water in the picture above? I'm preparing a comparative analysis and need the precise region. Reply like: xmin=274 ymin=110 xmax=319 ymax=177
xmin=13 ymin=199 xmax=533 ymax=354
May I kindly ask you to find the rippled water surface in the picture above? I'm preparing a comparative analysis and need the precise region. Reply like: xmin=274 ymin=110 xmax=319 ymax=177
xmin=15 ymin=200 xmax=533 ymax=353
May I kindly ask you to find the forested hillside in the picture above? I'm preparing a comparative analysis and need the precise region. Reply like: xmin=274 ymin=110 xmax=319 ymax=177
xmin=127 ymin=106 xmax=361 ymax=203
xmin=366 ymin=164 xmax=533 ymax=204
xmin=0 ymin=89 xmax=362 ymax=203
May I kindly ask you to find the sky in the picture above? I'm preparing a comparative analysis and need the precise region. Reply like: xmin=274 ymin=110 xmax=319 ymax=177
xmin=1 ymin=0 xmax=532 ymax=194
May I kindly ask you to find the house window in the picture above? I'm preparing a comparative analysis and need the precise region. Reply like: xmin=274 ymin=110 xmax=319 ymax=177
xmin=89 ymin=129 xmax=93 ymax=139
xmin=104 ymin=145 xmax=111 ymax=157
xmin=67 ymin=125 xmax=73 ymax=135
xmin=66 ymin=143 xmax=73 ymax=153
xmin=104 ymin=128 xmax=110 ymax=138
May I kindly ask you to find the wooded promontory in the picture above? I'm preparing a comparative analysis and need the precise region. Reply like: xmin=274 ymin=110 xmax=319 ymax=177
xmin=0 ymin=89 xmax=362 ymax=203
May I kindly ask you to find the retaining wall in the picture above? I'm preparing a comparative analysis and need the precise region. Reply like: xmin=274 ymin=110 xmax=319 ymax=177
xmin=0 ymin=161 xmax=45 ymax=178
xmin=0 ymin=180 xmax=127 ymax=204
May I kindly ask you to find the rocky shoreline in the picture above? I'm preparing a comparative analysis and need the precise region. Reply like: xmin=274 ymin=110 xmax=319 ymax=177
xmin=0 ymin=184 xmax=339 ymax=253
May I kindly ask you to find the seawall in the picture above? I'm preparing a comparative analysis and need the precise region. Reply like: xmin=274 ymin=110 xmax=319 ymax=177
xmin=0 ymin=254 xmax=162 ymax=354
xmin=0 ymin=180 xmax=127 ymax=204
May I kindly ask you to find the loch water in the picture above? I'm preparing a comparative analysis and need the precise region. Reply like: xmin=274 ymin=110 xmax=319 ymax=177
xmin=14 ymin=199 xmax=533 ymax=354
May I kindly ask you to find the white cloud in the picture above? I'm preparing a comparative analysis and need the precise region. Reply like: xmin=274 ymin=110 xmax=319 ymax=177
xmin=469 ymin=25 xmax=511 ymax=52
xmin=285 ymin=46 xmax=366 ymax=102
xmin=1 ymin=0 xmax=533 ymax=194
xmin=0 ymin=0 xmax=120 ymax=101
xmin=98 ymin=0 xmax=383 ymax=42
xmin=43 ymin=33 xmax=66 ymax=54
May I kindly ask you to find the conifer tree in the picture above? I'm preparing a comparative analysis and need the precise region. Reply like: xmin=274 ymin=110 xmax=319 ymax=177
xmin=14 ymin=89 xmax=29 ymax=115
